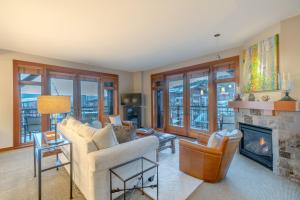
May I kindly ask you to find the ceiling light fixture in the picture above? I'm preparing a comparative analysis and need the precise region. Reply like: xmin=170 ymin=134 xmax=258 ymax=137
xmin=214 ymin=33 xmax=221 ymax=60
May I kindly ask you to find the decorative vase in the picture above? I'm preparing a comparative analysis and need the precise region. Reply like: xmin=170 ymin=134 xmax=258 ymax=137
xmin=248 ymin=93 xmax=255 ymax=101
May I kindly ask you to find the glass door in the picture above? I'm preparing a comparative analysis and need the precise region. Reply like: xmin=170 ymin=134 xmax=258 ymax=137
xmin=103 ymin=81 xmax=115 ymax=115
xmin=151 ymin=76 xmax=164 ymax=130
xmin=19 ymin=81 xmax=42 ymax=145
xmin=49 ymin=74 xmax=75 ymax=130
xmin=166 ymin=74 xmax=186 ymax=136
xmin=101 ymin=77 xmax=118 ymax=123
xmin=187 ymin=70 xmax=209 ymax=137
xmin=15 ymin=64 xmax=45 ymax=147
xmin=80 ymin=78 xmax=100 ymax=123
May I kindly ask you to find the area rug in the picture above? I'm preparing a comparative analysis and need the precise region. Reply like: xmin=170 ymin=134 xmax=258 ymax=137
xmin=144 ymin=140 xmax=203 ymax=200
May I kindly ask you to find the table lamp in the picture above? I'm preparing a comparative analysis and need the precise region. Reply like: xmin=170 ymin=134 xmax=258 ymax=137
xmin=37 ymin=95 xmax=71 ymax=144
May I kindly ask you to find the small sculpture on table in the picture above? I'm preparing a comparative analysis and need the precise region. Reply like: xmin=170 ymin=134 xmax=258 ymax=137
xmin=248 ymin=93 xmax=255 ymax=101
xmin=261 ymin=95 xmax=270 ymax=102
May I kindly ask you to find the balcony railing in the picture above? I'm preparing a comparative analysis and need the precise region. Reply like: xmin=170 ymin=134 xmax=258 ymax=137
xmin=168 ymin=104 xmax=235 ymax=131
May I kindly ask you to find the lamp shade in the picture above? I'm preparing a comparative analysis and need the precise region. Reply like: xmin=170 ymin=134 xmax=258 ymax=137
xmin=37 ymin=95 xmax=71 ymax=114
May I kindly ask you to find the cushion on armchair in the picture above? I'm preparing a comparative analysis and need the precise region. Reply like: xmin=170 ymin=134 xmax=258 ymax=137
xmin=109 ymin=115 xmax=122 ymax=126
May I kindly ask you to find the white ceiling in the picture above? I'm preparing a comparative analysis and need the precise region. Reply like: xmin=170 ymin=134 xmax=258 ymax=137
xmin=1 ymin=0 xmax=300 ymax=72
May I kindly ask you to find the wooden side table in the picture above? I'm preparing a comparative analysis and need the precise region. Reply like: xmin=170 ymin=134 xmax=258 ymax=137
xmin=33 ymin=132 xmax=73 ymax=200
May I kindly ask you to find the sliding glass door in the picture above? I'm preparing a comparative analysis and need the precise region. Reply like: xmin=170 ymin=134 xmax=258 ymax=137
xmin=166 ymin=74 xmax=186 ymax=136
xmin=101 ymin=77 xmax=118 ymax=122
xmin=19 ymin=82 xmax=42 ymax=144
xmin=151 ymin=75 xmax=164 ymax=130
xmin=80 ymin=78 xmax=100 ymax=123
xmin=49 ymin=74 xmax=75 ymax=130
xmin=14 ymin=64 xmax=45 ymax=146
xmin=165 ymin=71 xmax=210 ymax=137
xmin=13 ymin=60 xmax=120 ymax=148
xmin=215 ymin=67 xmax=236 ymax=130
xmin=187 ymin=70 xmax=209 ymax=137
xmin=151 ymin=56 xmax=239 ymax=138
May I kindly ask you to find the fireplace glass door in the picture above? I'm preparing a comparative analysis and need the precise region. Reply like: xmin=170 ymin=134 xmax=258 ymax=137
xmin=240 ymin=123 xmax=273 ymax=169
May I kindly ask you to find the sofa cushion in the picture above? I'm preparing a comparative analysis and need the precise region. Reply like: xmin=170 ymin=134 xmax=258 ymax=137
xmin=77 ymin=123 xmax=98 ymax=139
xmin=86 ymin=138 xmax=99 ymax=153
xmin=89 ymin=120 xmax=102 ymax=129
xmin=92 ymin=124 xmax=119 ymax=150
xmin=66 ymin=117 xmax=82 ymax=131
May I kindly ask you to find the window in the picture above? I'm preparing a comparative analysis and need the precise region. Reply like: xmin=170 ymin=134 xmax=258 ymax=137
xmin=150 ymin=56 xmax=239 ymax=137
xmin=151 ymin=75 xmax=164 ymax=129
xmin=102 ymin=79 xmax=118 ymax=117
xmin=13 ymin=60 xmax=119 ymax=147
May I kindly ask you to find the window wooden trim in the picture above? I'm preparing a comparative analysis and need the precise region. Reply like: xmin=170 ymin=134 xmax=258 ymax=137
xmin=150 ymin=56 xmax=239 ymax=138
xmin=13 ymin=60 xmax=119 ymax=148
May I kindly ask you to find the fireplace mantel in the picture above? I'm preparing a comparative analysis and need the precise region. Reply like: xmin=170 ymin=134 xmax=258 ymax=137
xmin=228 ymin=101 xmax=300 ymax=116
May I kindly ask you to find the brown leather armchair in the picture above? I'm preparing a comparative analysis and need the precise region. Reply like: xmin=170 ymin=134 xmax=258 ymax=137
xmin=179 ymin=130 xmax=242 ymax=183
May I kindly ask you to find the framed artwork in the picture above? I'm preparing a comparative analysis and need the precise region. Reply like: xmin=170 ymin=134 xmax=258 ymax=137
xmin=242 ymin=34 xmax=279 ymax=92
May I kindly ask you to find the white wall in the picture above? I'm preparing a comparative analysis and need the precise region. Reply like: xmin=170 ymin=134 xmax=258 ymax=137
xmin=239 ymin=23 xmax=281 ymax=101
xmin=0 ymin=50 xmax=133 ymax=148
xmin=280 ymin=15 xmax=300 ymax=99
xmin=139 ymin=15 xmax=300 ymax=128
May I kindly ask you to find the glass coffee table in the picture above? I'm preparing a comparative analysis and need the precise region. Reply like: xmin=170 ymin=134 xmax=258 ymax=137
xmin=110 ymin=157 xmax=159 ymax=200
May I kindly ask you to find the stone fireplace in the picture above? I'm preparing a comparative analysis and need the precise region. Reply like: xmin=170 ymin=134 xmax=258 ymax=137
xmin=234 ymin=108 xmax=300 ymax=184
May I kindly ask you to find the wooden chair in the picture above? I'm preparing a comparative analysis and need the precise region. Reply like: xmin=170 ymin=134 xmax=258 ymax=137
xmin=179 ymin=129 xmax=242 ymax=182
xmin=25 ymin=116 xmax=41 ymax=143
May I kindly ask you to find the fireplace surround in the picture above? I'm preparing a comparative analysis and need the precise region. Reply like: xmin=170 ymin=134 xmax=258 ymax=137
xmin=233 ymin=108 xmax=300 ymax=184
xmin=239 ymin=123 xmax=273 ymax=170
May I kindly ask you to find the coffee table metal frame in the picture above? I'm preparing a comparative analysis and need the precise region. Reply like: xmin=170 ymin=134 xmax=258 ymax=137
xmin=109 ymin=157 xmax=159 ymax=200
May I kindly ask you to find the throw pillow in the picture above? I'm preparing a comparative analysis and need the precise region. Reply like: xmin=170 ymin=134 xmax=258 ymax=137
xmin=112 ymin=125 xmax=136 ymax=144
xmin=207 ymin=132 xmax=222 ymax=149
xmin=109 ymin=115 xmax=122 ymax=126
xmin=92 ymin=124 xmax=119 ymax=150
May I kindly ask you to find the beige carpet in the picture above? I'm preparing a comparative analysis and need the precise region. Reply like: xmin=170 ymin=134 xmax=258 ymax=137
xmin=1 ymin=141 xmax=300 ymax=200
xmin=0 ymin=140 xmax=201 ymax=200
xmin=188 ymin=153 xmax=300 ymax=200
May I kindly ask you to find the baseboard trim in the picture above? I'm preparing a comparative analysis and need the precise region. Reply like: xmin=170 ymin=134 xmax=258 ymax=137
xmin=0 ymin=147 xmax=14 ymax=152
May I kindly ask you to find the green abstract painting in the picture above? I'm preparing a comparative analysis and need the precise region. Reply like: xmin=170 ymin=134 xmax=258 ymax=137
xmin=242 ymin=34 xmax=279 ymax=92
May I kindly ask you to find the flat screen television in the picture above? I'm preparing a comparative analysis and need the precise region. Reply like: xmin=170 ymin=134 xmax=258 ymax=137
xmin=121 ymin=93 xmax=142 ymax=106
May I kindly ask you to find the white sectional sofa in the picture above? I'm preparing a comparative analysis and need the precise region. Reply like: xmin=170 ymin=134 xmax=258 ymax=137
xmin=57 ymin=118 xmax=159 ymax=200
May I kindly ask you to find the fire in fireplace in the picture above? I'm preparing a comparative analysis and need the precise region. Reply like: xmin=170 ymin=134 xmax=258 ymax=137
xmin=239 ymin=123 xmax=273 ymax=170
